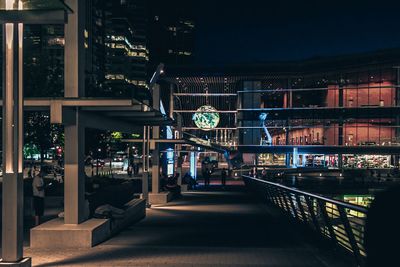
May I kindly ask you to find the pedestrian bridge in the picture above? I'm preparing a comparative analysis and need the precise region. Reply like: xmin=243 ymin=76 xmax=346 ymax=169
xmin=25 ymin=184 xmax=356 ymax=266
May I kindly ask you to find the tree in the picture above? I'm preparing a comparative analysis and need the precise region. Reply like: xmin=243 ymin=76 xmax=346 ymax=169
xmin=24 ymin=111 xmax=64 ymax=165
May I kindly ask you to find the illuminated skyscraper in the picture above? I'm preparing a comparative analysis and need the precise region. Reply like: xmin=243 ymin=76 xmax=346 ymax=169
xmin=98 ymin=0 xmax=149 ymax=97
xmin=148 ymin=2 xmax=195 ymax=67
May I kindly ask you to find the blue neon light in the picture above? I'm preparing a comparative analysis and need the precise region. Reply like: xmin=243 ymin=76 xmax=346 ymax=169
xmin=159 ymin=100 xmax=173 ymax=139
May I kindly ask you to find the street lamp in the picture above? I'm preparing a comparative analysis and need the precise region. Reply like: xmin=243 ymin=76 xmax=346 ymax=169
xmin=96 ymin=148 xmax=101 ymax=176
xmin=0 ymin=1 xmax=71 ymax=265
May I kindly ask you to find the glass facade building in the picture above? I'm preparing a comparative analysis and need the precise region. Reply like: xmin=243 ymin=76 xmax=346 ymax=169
xmin=165 ymin=49 xmax=400 ymax=169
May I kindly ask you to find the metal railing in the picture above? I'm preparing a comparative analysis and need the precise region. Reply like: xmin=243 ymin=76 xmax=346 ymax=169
xmin=243 ymin=175 xmax=368 ymax=266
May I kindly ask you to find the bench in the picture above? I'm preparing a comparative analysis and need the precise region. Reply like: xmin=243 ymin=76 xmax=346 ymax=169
xmin=30 ymin=198 xmax=146 ymax=248
xmin=110 ymin=198 xmax=146 ymax=234
xmin=149 ymin=191 xmax=173 ymax=205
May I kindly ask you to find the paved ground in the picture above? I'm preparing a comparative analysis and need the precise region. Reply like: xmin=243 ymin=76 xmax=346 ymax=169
xmin=25 ymin=187 xmax=355 ymax=266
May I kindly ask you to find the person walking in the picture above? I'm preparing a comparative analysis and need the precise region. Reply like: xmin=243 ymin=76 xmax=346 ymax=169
xmin=32 ymin=171 xmax=45 ymax=226
xmin=204 ymin=168 xmax=211 ymax=187
xmin=221 ymin=168 xmax=227 ymax=188
xmin=261 ymin=168 xmax=267 ymax=180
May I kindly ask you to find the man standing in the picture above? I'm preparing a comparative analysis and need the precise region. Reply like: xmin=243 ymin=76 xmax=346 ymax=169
xmin=204 ymin=168 xmax=211 ymax=187
xmin=221 ymin=168 xmax=227 ymax=188
xmin=32 ymin=172 xmax=45 ymax=226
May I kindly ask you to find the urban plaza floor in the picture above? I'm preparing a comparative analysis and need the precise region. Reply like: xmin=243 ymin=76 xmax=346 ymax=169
xmin=6 ymin=184 xmax=356 ymax=267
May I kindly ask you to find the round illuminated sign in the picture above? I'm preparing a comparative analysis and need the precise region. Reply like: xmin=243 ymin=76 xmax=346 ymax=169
xmin=192 ymin=105 xmax=220 ymax=131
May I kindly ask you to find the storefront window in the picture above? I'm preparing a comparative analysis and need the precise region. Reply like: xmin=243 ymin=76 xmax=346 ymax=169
xmin=258 ymin=153 xmax=285 ymax=166
xmin=342 ymin=154 xmax=392 ymax=169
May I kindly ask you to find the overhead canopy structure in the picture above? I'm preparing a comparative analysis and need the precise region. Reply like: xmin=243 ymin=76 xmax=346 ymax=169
xmin=0 ymin=0 xmax=71 ymax=24
xmin=0 ymin=98 xmax=173 ymax=132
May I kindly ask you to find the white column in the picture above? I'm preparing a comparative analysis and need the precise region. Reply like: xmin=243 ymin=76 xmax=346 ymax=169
xmin=141 ymin=126 xmax=149 ymax=201
xmin=1 ymin=18 xmax=24 ymax=262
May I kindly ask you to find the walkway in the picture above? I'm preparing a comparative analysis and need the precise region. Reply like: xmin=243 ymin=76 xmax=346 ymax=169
xmin=25 ymin=187 xmax=355 ymax=266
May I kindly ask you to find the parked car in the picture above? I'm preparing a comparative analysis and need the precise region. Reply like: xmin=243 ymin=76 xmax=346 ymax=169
xmin=91 ymin=159 xmax=105 ymax=167
xmin=113 ymin=152 xmax=127 ymax=162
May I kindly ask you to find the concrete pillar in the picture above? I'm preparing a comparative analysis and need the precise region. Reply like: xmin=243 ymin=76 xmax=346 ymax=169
xmin=64 ymin=110 xmax=86 ymax=224
xmin=64 ymin=0 xmax=85 ymax=97
xmin=146 ymin=126 xmax=150 ymax=171
xmin=141 ymin=126 xmax=149 ymax=200
xmin=151 ymin=85 xmax=160 ymax=193
xmin=1 ymin=16 xmax=26 ymax=264
xmin=151 ymin=124 xmax=160 ymax=193
xmin=63 ymin=0 xmax=86 ymax=225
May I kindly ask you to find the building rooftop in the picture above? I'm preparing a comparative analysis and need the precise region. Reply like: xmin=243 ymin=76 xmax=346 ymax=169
xmin=163 ymin=48 xmax=400 ymax=78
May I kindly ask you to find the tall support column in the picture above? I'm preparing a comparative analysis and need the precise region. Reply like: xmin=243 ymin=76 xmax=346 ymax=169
xmin=146 ymin=126 xmax=150 ymax=172
xmin=63 ymin=0 xmax=86 ymax=224
xmin=64 ymin=0 xmax=85 ymax=98
xmin=64 ymin=109 xmax=86 ymax=224
xmin=2 ymin=19 xmax=25 ymax=263
xmin=142 ymin=126 xmax=149 ymax=201
xmin=151 ymin=134 xmax=160 ymax=194
xmin=151 ymin=84 xmax=161 ymax=193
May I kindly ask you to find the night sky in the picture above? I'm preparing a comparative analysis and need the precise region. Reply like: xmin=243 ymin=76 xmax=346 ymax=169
xmin=159 ymin=0 xmax=400 ymax=65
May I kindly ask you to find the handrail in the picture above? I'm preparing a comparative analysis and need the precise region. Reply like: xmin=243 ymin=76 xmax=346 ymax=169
xmin=244 ymin=176 xmax=368 ymax=213
xmin=243 ymin=175 xmax=367 ymax=266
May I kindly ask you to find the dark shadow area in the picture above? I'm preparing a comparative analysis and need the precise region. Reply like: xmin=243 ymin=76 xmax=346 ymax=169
xmin=365 ymin=185 xmax=400 ymax=267
xmin=30 ymin=188 xmax=356 ymax=266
